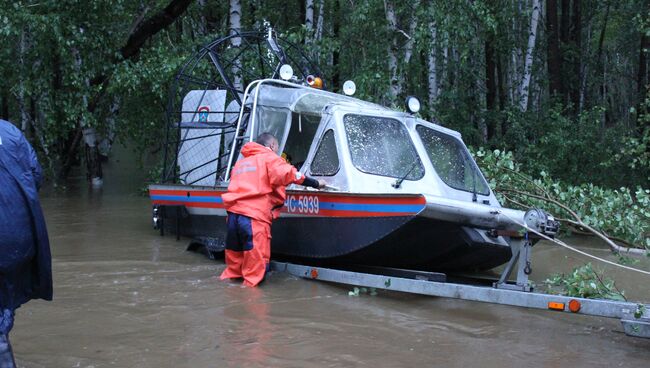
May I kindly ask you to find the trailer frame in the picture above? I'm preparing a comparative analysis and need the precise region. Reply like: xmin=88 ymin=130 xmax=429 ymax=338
xmin=269 ymin=258 xmax=650 ymax=339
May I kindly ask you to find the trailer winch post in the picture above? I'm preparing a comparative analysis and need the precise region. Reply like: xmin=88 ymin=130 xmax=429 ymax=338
xmin=494 ymin=208 xmax=560 ymax=292
xmin=494 ymin=236 xmax=534 ymax=292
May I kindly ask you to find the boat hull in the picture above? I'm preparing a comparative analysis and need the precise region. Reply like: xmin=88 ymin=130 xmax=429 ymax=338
xmin=150 ymin=185 xmax=512 ymax=271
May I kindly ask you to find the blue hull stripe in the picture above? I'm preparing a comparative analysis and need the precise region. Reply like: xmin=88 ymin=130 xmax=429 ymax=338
xmin=315 ymin=201 xmax=422 ymax=213
xmin=152 ymin=195 xmax=422 ymax=213
xmin=150 ymin=195 xmax=223 ymax=203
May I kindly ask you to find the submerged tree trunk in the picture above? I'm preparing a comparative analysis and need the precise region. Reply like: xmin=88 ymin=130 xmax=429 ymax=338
xmin=99 ymin=99 xmax=119 ymax=159
xmin=73 ymin=39 xmax=103 ymax=187
xmin=519 ymin=0 xmax=541 ymax=111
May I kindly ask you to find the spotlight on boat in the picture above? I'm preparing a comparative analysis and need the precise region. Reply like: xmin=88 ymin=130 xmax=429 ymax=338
xmin=343 ymin=80 xmax=356 ymax=96
xmin=279 ymin=64 xmax=294 ymax=80
xmin=406 ymin=96 xmax=421 ymax=113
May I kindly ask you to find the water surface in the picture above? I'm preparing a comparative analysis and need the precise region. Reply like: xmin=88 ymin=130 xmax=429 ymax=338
xmin=10 ymin=157 xmax=650 ymax=367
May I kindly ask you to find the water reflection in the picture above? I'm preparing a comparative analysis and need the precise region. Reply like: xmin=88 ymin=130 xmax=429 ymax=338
xmin=221 ymin=286 xmax=272 ymax=367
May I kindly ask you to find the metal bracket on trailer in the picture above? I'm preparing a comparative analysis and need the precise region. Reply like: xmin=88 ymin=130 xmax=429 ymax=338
xmin=270 ymin=261 xmax=650 ymax=339
xmin=494 ymin=237 xmax=534 ymax=292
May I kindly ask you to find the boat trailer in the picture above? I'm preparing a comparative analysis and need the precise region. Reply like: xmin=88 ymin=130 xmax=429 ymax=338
xmin=186 ymin=206 xmax=649 ymax=339
xmin=268 ymin=235 xmax=650 ymax=340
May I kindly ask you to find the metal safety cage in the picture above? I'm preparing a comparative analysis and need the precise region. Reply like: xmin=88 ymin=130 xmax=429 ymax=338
xmin=159 ymin=29 xmax=323 ymax=186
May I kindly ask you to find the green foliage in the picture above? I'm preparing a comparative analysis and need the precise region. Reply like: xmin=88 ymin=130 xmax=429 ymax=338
xmin=0 ymin=0 xmax=647 ymax=195
xmin=605 ymin=90 xmax=650 ymax=183
xmin=474 ymin=148 xmax=650 ymax=249
xmin=139 ymin=161 xmax=165 ymax=196
xmin=544 ymin=263 xmax=626 ymax=301
xmin=0 ymin=0 xmax=205 ymax=177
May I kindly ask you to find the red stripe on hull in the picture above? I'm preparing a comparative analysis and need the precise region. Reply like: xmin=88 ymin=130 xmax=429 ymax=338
xmin=314 ymin=209 xmax=415 ymax=217
xmin=150 ymin=189 xmax=425 ymax=205
xmin=315 ymin=195 xmax=426 ymax=205
xmin=150 ymin=188 xmax=426 ymax=216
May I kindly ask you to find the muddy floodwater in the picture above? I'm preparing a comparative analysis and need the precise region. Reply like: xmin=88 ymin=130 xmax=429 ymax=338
xmin=9 ymin=157 xmax=650 ymax=367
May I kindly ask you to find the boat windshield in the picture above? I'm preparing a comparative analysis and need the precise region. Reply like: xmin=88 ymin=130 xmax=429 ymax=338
xmin=416 ymin=125 xmax=490 ymax=195
xmin=344 ymin=114 xmax=424 ymax=180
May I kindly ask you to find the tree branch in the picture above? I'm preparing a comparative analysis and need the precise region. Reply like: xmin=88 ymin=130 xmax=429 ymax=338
xmin=120 ymin=0 xmax=194 ymax=60
xmin=497 ymin=187 xmax=647 ymax=256
xmin=562 ymin=218 xmax=647 ymax=256
xmin=61 ymin=0 xmax=196 ymax=178
xmin=493 ymin=165 xmax=552 ymax=198
xmin=496 ymin=187 xmax=582 ymax=221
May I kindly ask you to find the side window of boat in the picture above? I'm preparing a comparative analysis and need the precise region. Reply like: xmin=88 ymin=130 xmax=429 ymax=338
xmin=282 ymin=113 xmax=321 ymax=169
xmin=415 ymin=125 xmax=490 ymax=195
xmin=256 ymin=108 xmax=290 ymax=145
xmin=344 ymin=114 xmax=424 ymax=180
xmin=310 ymin=130 xmax=340 ymax=176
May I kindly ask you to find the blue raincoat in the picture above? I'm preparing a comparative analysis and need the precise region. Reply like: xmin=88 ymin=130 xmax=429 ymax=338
xmin=0 ymin=120 xmax=52 ymax=312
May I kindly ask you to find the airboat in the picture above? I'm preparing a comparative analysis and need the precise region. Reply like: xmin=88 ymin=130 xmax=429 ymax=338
xmin=149 ymin=29 xmax=559 ymax=272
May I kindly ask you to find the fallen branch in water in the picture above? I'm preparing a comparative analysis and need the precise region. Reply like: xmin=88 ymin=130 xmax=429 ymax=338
xmin=561 ymin=218 xmax=647 ymax=256
xmin=560 ymin=220 xmax=639 ymax=249
xmin=497 ymin=187 xmax=648 ymax=256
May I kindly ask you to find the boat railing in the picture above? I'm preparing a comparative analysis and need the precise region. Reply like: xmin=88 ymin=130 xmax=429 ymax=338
xmin=224 ymin=78 xmax=316 ymax=181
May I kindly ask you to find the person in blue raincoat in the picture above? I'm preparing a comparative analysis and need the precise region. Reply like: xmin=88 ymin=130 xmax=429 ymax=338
xmin=0 ymin=119 xmax=52 ymax=367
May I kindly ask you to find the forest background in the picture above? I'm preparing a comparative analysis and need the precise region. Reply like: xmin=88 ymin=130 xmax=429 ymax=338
xmin=0 ymin=0 xmax=648 ymax=249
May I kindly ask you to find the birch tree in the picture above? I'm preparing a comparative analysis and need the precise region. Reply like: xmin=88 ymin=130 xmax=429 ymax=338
xmin=18 ymin=29 xmax=29 ymax=133
xmin=427 ymin=20 xmax=439 ymax=106
xmin=385 ymin=0 xmax=400 ymax=99
xmin=519 ymin=0 xmax=541 ymax=111
xmin=385 ymin=0 xmax=420 ymax=101
xmin=315 ymin=0 xmax=325 ymax=41
xmin=229 ymin=0 xmax=243 ymax=91
xmin=197 ymin=0 xmax=208 ymax=36
xmin=305 ymin=0 xmax=314 ymax=38
xmin=403 ymin=1 xmax=420 ymax=66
